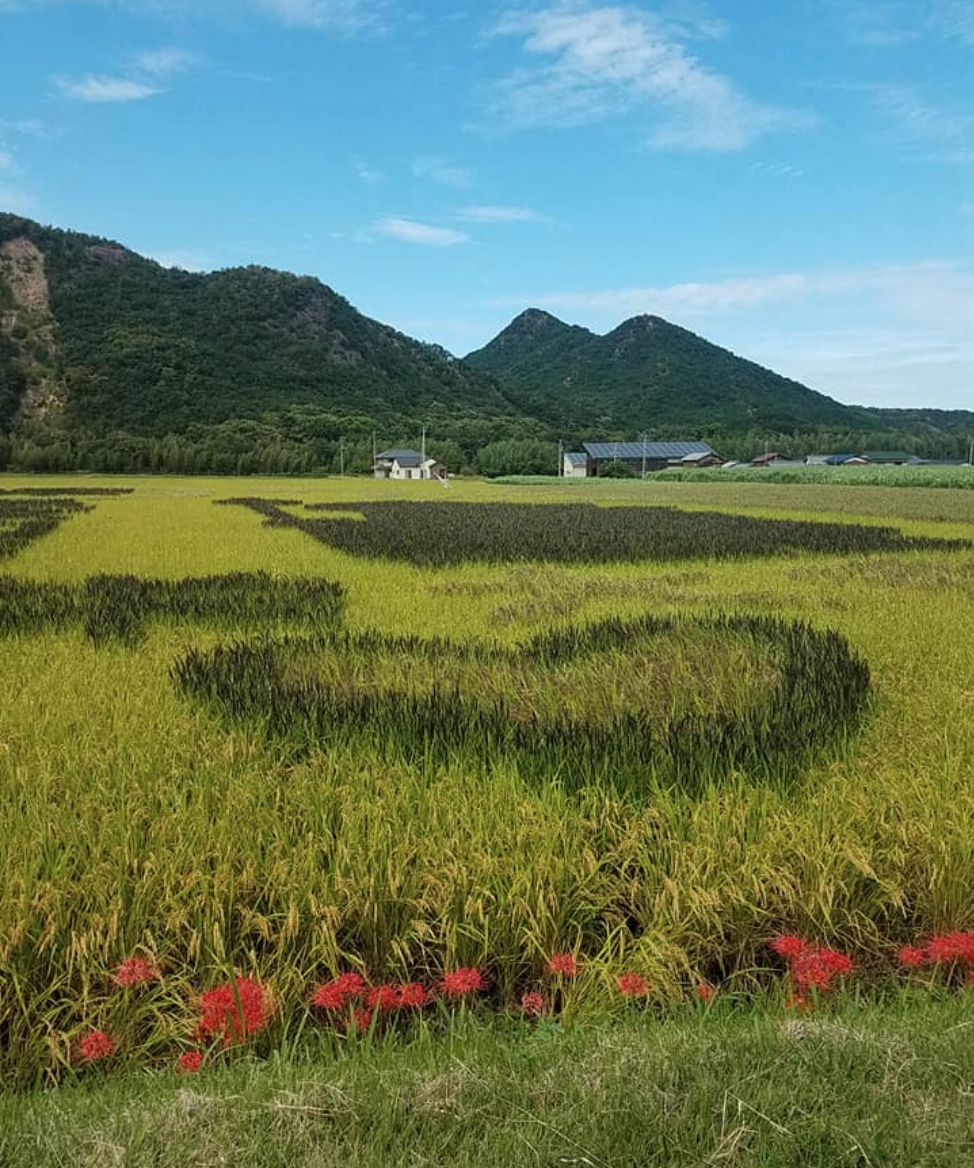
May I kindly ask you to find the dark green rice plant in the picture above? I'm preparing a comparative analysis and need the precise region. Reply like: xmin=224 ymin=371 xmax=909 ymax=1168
xmin=219 ymin=497 xmax=969 ymax=566
xmin=0 ymin=571 xmax=345 ymax=644
xmin=174 ymin=613 xmax=871 ymax=800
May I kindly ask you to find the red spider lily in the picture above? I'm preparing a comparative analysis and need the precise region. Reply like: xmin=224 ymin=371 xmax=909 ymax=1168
xmin=792 ymin=947 xmax=855 ymax=992
xmin=365 ymin=984 xmax=400 ymax=1013
xmin=177 ymin=1050 xmax=203 ymax=1074
xmin=547 ymin=952 xmax=579 ymax=977
xmin=440 ymin=967 xmax=486 ymax=998
xmin=310 ymin=972 xmax=367 ymax=1011
xmin=113 ymin=956 xmax=159 ymax=987
xmin=78 ymin=1030 xmax=114 ymax=1062
xmin=769 ymin=935 xmax=807 ymax=960
xmin=898 ymin=946 xmax=927 ymax=968
xmin=617 ymin=972 xmax=648 ymax=997
xmin=520 ymin=991 xmax=545 ymax=1016
xmin=396 ymin=982 xmax=429 ymax=1009
xmin=351 ymin=1008 xmax=372 ymax=1033
xmin=197 ymin=976 xmax=267 ymax=1046
xmin=696 ymin=983 xmax=716 ymax=1003
xmin=927 ymin=932 xmax=974 ymax=965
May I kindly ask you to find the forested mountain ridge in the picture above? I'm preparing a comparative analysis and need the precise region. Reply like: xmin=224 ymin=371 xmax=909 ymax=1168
xmin=465 ymin=309 xmax=877 ymax=434
xmin=0 ymin=213 xmax=532 ymax=472
xmin=0 ymin=213 xmax=970 ymax=474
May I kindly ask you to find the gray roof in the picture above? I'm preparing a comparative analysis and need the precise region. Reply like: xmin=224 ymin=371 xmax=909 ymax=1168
xmin=583 ymin=441 xmax=715 ymax=460
xmin=376 ymin=448 xmax=425 ymax=461
xmin=565 ymin=452 xmax=588 ymax=464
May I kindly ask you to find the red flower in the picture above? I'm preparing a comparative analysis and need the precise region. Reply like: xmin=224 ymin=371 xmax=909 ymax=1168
xmin=792 ymin=947 xmax=854 ymax=992
xmin=79 ymin=1030 xmax=114 ymax=1062
xmin=310 ymin=972 xmax=367 ymax=1011
xmin=396 ymin=982 xmax=429 ymax=1009
xmin=696 ymin=983 xmax=716 ymax=1003
xmin=177 ymin=1050 xmax=203 ymax=1074
xmin=898 ymin=946 xmax=927 ymax=968
xmin=365 ymin=984 xmax=400 ymax=1013
xmin=547 ymin=952 xmax=579 ymax=977
xmin=927 ymin=932 xmax=974 ymax=965
xmin=351 ymin=1008 xmax=372 ymax=1033
xmin=440 ymin=967 xmax=486 ymax=998
xmin=617 ymin=972 xmax=648 ymax=997
xmin=520 ymin=991 xmax=545 ymax=1016
xmin=769 ymin=935 xmax=806 ymax=960
xmin=197 ymin=976 xmax=268 ymax=1046
xmin=113 ymin=956 xmax=158 ymax=987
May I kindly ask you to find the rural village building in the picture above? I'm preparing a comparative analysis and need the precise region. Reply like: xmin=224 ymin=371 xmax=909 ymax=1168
xmin=373 ymin=448 xmax=447 ymax=481
xmin=565 ymin=440 xmax=720 ymax=477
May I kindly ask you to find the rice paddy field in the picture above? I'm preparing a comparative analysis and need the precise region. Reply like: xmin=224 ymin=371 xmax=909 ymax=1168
xmin=4 ymin=470 xmax=974 ymax=1130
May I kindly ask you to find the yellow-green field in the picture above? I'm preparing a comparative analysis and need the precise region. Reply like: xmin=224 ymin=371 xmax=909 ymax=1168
xmin=3 ymin=473 xmax=974 ymax=1086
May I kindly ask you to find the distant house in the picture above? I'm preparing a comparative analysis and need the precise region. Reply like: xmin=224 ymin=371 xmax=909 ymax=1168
xmin=374 ymin=448 xmax=447 ymax=481
xmin=751 ymin=451 xmax=785 ymax=467
xmin=563 ymin=451 xmax=588 ymax=478
xmin=860 ymin=451 xmax=922 ymax=465
xmin=581 ymin=440 xmax=719 ymax=476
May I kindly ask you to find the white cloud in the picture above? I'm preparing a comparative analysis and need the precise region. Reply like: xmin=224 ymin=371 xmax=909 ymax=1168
xmin=0 ymin=182 xmax=37 ymax=214
xmin=413 ymin=156 xmax=473 ymax=188
xmin=372 ymin=216 xmax=469 ymax=246
xmin=488 ymin=2 xmax=815 ymax=151
xmin=840 ymin=0 xmax=974 ymax=48
xmin=456 ymin=204 xmax=542 ymax=222
xmin=254 ymin=0 xmax=383 ymax=31
xmin=54 ymin=74 xmax=161 ymax=102
xmin=870 ymin=83 xmax=974 ymax=164
xmin=134 ymin=47 xmax=200 ymax=78
xmin=353 ymin=158 xmax=385 ymax=185
xmin=485 ymin=261 xmax=974 ymax=322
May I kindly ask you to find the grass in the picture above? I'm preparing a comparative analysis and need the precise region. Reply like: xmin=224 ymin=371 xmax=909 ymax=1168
xmin=3 ymin=473 xmax=974 ymax=1090
xmin=7 ymin=996 xmax=974 ymax=1166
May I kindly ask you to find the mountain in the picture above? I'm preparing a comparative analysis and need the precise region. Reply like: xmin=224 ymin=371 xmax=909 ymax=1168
xmin=465 ymin=309 xmax=877 ymax=435
xmin=0 ymin=213 xmax=528 ymax=471
xmin=1 ymin=213 xmax=970 ymax=475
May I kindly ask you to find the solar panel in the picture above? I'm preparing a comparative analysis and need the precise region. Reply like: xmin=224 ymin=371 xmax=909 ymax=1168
xmin=582 ymin=441 xmax=714 ymax=460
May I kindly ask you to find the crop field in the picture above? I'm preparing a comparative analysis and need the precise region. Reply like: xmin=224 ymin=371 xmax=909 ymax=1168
xmin=3 ymin=473 xmax=974 ymax=1091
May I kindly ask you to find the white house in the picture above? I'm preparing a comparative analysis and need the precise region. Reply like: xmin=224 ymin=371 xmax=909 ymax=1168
xmin=563 ymin=451 xmax=588 ymax=478
xmin=374 ymin=448 xmax=447 ymax=481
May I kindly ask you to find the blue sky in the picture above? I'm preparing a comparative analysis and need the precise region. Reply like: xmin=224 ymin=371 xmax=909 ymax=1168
xmin=0 ymin=0 xmax=972 ymax=409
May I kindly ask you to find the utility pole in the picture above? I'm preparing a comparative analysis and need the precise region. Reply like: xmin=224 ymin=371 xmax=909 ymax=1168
xmin=641 ymin=432 xmax=647 ymax=478
xmin=557 ymin=438 xmax=563 ymax=477
xmin=372 ymin=430 xmax=376 ymax=469
xmin=968 ymin=436 xmax=973 ymax=467
xmin=421 ymin=424 xmax=427 ymax=463
xmin=339 ymin=436 xmax=345 ymax=476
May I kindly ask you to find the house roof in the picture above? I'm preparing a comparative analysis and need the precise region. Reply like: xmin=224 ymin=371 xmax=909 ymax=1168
xmin=565 ymin=452 xmax=588 ymax=464
xmin=376 ymin=448 xmax=424 ymax=461
xmin=583 ymin=441 xmax=714 ymax=460
xmin=860 ymin=451 xmax=921 ymax=463
xmin=679 ymin=450 xmax=717 ymax=463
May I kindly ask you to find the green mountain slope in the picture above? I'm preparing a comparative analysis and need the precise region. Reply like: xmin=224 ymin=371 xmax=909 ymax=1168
xmin=0 ymin=214 xmax=523 ymax=458
xmin=466 ymin=309 xmax=876 ymax=434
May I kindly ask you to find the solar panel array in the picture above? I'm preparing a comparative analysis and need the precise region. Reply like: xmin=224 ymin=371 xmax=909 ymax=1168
xmin=582 ymin=441 xmax=715 ymax=460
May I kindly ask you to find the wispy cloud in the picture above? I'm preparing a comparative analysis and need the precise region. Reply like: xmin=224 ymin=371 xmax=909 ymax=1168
xmin=53 ymin=74 xmax=161 ymax=103
xmin=413 ymin=156 xmax=473 ymax=188
xmin=487 ymin=2 xmax=815 ymax=151
xmin=456 ymin=204 xmax=542 ymax=222
xmin=0 ymin=149 xmax=15 ymax=171
xmin=0 ymin=182 xmax=37 ymax=214
xmin=840 ymin=1 xmax=974 ymax=48
xmin=133 ymin=47 xmax=200 ymax=79
xmin=353 ymin=158 xmax=385 ymax=185
xmin=372 ymin=216 xmax=469 ymax=246
xmin=254 ymin=0 xmax=387 ymax=32
xmin=483 ymin=261 xmax=974 ymax=325
xmin=870 ymin=83 xmax=974 ymax=164
xmin=748 ymin=160 xmax=808 ymax=179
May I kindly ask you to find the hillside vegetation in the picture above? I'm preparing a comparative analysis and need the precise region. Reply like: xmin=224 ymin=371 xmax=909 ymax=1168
xmin=1 ymin=214 xmax=972 ymax=474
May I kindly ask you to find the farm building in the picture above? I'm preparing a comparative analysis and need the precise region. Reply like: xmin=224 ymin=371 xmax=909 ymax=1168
xmin=580 ymin=441 xmax=720 ymax=476
xmin=563 ymin=452 xmax=589 ymax=478
xmin=373 ymin=449 xmax=447 ymax=481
